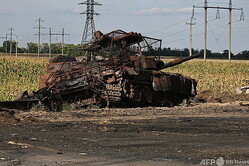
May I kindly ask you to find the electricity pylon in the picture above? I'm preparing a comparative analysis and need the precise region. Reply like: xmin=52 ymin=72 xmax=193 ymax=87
xmin=79 ymin=0 xmax=102 ymax=45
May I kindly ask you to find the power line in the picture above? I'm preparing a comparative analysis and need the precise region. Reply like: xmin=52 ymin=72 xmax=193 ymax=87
xmin=61 ymin=28 xmax=70 ymax=55
xmin=177 ymin=25 xmax=187 ymax=49
xmin=44 ymin=28 xmax=70 ymax=58
xmin=209 ymin=24 xmax=228 ymax=52
xmin=186 ymin=8 xmax=196 ymax=56
xmin=145 ymin=18 xmax=189 ymax=35
xmin=163 ymin=17 xmax=241 ymax=50
xmin=15 ymin=35 xmax=18 ymax=57
xmin=8 ymin=27 xmax=15 ymax=56
xmin=165 ymin=23 xmax=230 ymax=45
xmin=34 ymin=18 xmax=45 ymax=58
xmin=161 ymin=28 xmax=190 ymax=39
xmin=161 ymin=18 xmax=217 ymax=41
xmin=235 ymin=27 xmax=247 ymax=50
xmin=208 ymin=23 xmax=224 ymax=51
xmin=194 ymin=0 xmax=244 ymax=62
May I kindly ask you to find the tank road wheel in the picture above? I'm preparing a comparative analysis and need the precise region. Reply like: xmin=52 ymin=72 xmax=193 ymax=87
xmin=123 ymin=80 xmax=131 ymax=99
xmin=133 ymin=86 xmax=142 ymax=102
xmin=154 ymin=92 xmax=164 ymax=106
xmin=142 ymin=86 xmax=153 ymax=103
xmin=172 ymin=94 xmax=184 ymax=106
xmin=162 ymin=93 xmax=174 ymax=107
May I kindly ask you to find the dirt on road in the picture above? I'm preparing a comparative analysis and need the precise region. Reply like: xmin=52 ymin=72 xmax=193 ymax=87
xmin=1 ymin=101 xmax=249 ymax=166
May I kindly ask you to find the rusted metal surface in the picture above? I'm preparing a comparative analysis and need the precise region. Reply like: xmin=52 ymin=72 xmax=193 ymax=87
xmin=1 ymin=30 xmax=199 ymax=111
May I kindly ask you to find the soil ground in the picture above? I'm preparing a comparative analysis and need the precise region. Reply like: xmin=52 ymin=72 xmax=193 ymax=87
xmin=1 ymin=101 xmax=249 ymax=166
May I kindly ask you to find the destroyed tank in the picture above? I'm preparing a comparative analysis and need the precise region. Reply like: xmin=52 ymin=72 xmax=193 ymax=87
xmin=34 ymin=30 xmax=199 ymax=111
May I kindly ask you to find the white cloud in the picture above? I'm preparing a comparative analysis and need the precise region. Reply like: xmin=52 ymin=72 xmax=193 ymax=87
xmin=133 ymin=7 xmax=172 ymax=15
xmin=176 ymin=8 xmax=193 ymax=13
xmin=133 ymin=7 xmax=198 ymax=16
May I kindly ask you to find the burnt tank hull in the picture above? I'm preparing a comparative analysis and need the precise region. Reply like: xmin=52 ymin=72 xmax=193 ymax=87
xmin=0 ymin=30 xmax=197 ymax=112
xmin=36 ymin=55 xmax=197 ymax=111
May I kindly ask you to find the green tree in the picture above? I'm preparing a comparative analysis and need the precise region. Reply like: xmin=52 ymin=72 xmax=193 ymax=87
xmin=27 ymin=42 xmax=38 ymax=53
xmin=222 ymin=50 xmax=233 ymax=57
xmin=0 ymin=46 xmax=5 ymax=53
xmin=51 ymin=43 xmax=61 ymax=54
xmin=41 ymin=43 xmax=49 ymax=53
xmin=64 ymin=44 xmax=85 ymax=57
xmin=200 ymin=49 xmax=212 ymax=58
xmin=18 ymin=47 xmax=27 ymax=53
xmin=3 ymin=41 xmax=17 ymax=53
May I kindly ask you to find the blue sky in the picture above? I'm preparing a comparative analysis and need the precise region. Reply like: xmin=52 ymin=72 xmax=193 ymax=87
xmin=0 ymin=0 xmax=248 ymax=53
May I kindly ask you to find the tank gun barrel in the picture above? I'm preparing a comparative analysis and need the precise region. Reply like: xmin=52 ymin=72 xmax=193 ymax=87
xmin=159 ymin=54 xmax=199 ymax=70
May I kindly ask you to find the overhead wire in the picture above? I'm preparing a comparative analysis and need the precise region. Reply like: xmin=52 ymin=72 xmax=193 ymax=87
xmin=131 ymin=1 xmax=246 ymax=51
xmin=165 ymin=20 xmax=230 ymax=45
xmin=208 ymin=23 xmax=226 ymax=51
xmin=177 ymin=27 xmax=186 ymax=48
xmin=161 ymin=18 xmax=217 ymax=43
xmin=161 ymin=18 xmax=217 ymax=39
xmin=164 ymin=16 xmax=243 ymax=49
xmin=136 ymin=1 xmax=204 ymax=36
xmin=235 ymin=26 xmax=247 ymax=50
xmin=161 ymin=28 xmax=190 ymax=39
xmin=207 ymin=2 xmax=230 ymax=6
xmin=145 ymin=18 xmax=189 ymax=35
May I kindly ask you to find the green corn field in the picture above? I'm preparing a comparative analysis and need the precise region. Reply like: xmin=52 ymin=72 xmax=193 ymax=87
xmin=163 ymin=60 xmax=249 ymax=98
xmin=0 ymin=57 xmax=48 ymax=101
xmin=0 ymin=57 xmax=249 ymax=101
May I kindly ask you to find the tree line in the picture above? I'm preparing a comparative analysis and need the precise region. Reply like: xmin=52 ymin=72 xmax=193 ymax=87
xmin=0 ymin=41 xmax=248 ymax=59
xmin=157 ymin=47 xmax=249 ymax=60
xmin=0 ymin=41 xmax=83 ymax=57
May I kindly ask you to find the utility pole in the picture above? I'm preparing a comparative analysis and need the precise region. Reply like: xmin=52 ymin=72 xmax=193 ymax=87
xmin=8 ymin=27 xmax=15 ymax=56
xmin=79 ymin=0 xmax=102 ymax=45
xmin=5 ymin=34 xmax=8 ymax=54
xmin=34 ymin=18 xmax=45 ymax=58
xmin=194 ymin=0 xmax=244 ymax=62
xmin=204 ymin=0 xmax=207 ymax=61
xmin=62 ymin=28 xmax=67 ymax=55
xmin=186 ymin=8 xmax=196 ymax=56
xmin=44 ymin=28 xmax=69 ymax=58
xmin=228 ymin=0 xmax=232 ymax=62
xmin=49 ymin=28 xmax=52 ymax=58
xmin=16 ymin=36 xmax=18 ymax=57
